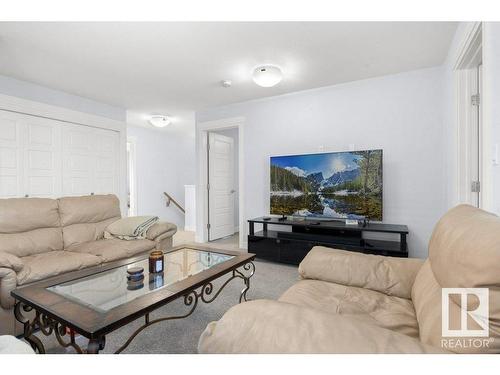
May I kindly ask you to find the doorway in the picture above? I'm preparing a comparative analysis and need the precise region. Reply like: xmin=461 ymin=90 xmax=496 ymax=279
xmin=196 ymin=117 xmax=245 ymax=249
xmin=455 ymin=23 xmax=483 ymax=208
xmin=207 ymin=129 xmax=239 ymax=241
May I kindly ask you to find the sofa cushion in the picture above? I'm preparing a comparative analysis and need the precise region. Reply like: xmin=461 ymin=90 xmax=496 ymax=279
xmin=0 ymin=198 xmax=63 ymax=257
xmin=299 ymin=246 xmax=423 ymax=299
xmin=62 ymin=217 xmax=119 ymax=249
xmin=0 ymin=228 xmax=64 ymax=258
xmin=0 ymin=197 xmax=60 ymax=233
xmin=198 ymin=300 xmax=447 ymax=354
xmin=58 ymin=195 xmax=121 ymax=226
xmin=17 ymin=251 xmax=101 ymax=285
xmin=279 ymin=279 xmax=419 ymax=338
xmin=67 ymin=239 xmax=155 ymax=262
xmin=58 ymin=195 xmax=121 ymax=248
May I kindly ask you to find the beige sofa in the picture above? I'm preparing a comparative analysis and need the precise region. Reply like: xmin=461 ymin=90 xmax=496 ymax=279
xmin=0 ymin=194 xmax=177 ymax=335
xmin=198 ymin=205 xmax=500 ymax=354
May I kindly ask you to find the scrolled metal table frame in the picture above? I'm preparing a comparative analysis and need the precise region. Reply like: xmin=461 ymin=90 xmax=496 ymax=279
xmin=14 ymin=261 xmax=255 ymax=354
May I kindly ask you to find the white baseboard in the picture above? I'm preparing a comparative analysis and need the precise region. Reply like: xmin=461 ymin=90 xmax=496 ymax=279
xmin=184 ymin=226 xmax=196 ymax=232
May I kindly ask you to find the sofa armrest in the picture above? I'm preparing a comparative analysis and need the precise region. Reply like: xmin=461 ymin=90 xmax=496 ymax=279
xmin=198 ymin=300 xmax=446 ymax=354
xmin=146 ymin=222 xmax=177 ymax=241
xmin=0 ymin=252 xmax=23 ymax=273
xmin=0 ymin=268 xmax=18 ymax=309
xmin=299 ymin=246 xmax=424 ymax=299
xmin=0 ymin=253 xmax=23 ymax=309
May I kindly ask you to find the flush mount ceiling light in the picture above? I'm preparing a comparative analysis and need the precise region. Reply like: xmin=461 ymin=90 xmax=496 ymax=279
xmin=149 ymin=115 xmax=171 ymax=128
xmin=252 ymin=65 xmax=283 ymax=87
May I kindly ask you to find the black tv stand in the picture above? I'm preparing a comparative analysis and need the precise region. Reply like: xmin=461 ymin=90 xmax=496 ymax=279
xmin=248 ymin=217 xmax=409 ymax=265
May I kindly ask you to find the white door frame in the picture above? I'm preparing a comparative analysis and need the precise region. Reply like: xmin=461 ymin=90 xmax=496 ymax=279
xmin=196 ymin=117 xmax=245 ymax=249
xmin=126 ymin=136 xmax=138 ymax=216
xmin=453 ymin=22 xmax=490 ymax=209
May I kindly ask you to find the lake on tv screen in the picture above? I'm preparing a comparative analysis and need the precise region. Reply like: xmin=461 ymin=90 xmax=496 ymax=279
xmin=270 ymin=150 xmax=383 ymax=220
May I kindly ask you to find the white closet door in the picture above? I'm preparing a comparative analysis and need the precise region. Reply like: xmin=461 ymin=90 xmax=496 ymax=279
xmin=62 ymin=124 xmax=120 ymax=196
xmin=0 ymin=110 xmax=23 ymax=198
xmin=62 ymin=124 xmax=94 ymax=196
xmin=92 ymin=127 xmax=119 ymax=195
xmin=23 ymin=117 xmax=62 ymax=198
xmin=0 ymin=109 xmax=121 ymax=199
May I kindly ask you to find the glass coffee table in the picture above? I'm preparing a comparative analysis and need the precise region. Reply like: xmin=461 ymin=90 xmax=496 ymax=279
xmin=11 ymin=245 xmax=255 ymax=354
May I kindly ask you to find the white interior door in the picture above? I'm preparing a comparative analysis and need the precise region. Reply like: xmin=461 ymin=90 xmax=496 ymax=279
xmin=208 ymin=132 xmax=235 ymax=241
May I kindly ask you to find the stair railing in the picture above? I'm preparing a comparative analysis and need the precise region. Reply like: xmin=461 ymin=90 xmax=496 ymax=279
xmin=163 ymin=192 xmax=185 ymax=214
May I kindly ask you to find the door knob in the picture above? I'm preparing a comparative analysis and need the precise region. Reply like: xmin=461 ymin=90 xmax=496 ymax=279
xmin=230 ymin=189 xmax=236 ymax=194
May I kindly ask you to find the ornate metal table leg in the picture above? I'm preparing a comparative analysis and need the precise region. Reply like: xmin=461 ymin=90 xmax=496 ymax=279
xmin=236 ymin=262 xmax=255 ymax=303
xmin=87 ymin=336 xmax=105 ymax=354
xmin=14 ymin=301 xmax=46 ymax=354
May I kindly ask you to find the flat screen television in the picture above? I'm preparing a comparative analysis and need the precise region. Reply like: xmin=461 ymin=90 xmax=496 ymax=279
xmin=270 ymin=149 xmax=383 ymax=220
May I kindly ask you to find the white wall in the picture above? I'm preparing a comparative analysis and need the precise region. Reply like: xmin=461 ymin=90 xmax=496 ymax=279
xmin=211 ymin=128 xmax=239 ymax=230
xmin=127 ymin=122 xmax=196 ymax=228
xmin=197 ymin=67 xmax=446 ymax=258
xmin=0 ymin=74 xmax=126 ymax=121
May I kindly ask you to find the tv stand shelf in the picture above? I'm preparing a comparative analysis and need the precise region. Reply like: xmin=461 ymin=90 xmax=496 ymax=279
xmin=248 ymin=217 xmax=409 ymax=265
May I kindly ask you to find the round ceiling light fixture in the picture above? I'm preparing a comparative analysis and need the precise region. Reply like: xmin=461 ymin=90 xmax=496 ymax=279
xmin=252 ymin=65 xmax=283 ymax=87
xmin=149 ymin=115 xmax=171 ymax=128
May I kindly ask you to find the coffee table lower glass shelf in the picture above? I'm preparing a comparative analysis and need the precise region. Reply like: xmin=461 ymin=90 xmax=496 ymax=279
xmin=11 ymin=245 xmax=256 ymax=354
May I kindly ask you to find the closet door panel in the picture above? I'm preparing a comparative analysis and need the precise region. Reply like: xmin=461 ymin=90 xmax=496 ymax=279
xmin=24 ymin=118 xmax=62 ymax=197
xmin=0 ymin=111 xmax=23 ymax=198
xmin=62 ymin=125 xmax=94 ymax=196
xmin=92 ymin=128 xmax=119 ymax=195
xmin=62 ymin=125 xmax=120 ymax=197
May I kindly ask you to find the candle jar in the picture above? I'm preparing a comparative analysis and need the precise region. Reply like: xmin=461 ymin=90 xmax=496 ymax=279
xmin=149 ymin=250 xmax=164 ymax=273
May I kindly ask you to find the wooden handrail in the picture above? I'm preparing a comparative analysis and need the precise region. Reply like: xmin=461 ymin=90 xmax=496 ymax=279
xmin=163 ymin=192 xmax=185 ymax=214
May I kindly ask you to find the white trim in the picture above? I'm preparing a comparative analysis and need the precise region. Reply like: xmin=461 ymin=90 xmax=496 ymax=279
xmin=126 ymin=136 xmax=138 ymax=216
xmin=0 ymin=93 xmax=125 ymax=131
xmin=196 ymin=117 xmax=246 ymax=249
xmin=0 ymin=93 xmax=128 ymax=214
xmin=453 ymin=22 xmax=489 ymax=209
xmin=453 ymin=23 xmax=483 ymax=70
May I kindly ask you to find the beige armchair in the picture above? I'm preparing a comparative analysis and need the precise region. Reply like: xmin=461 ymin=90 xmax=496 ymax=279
xmin=199 ymin=205 xmax=500 ymax=354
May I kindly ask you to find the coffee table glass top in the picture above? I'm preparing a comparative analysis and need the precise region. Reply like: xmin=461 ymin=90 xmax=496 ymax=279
xmin=47 ymin=248 xmax=233 ymax=313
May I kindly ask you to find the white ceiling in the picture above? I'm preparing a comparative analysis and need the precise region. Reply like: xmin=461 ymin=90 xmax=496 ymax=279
xmin=0 ymin=22 xmax=457 ymax=130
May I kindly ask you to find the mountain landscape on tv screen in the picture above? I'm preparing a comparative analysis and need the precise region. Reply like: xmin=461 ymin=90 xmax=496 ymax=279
xmin=270 ymin=150 xmax=383 ymax=220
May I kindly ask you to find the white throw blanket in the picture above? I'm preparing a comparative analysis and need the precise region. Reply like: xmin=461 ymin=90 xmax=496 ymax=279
xmin=104 ymin=216 xmax=159 ymax=240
